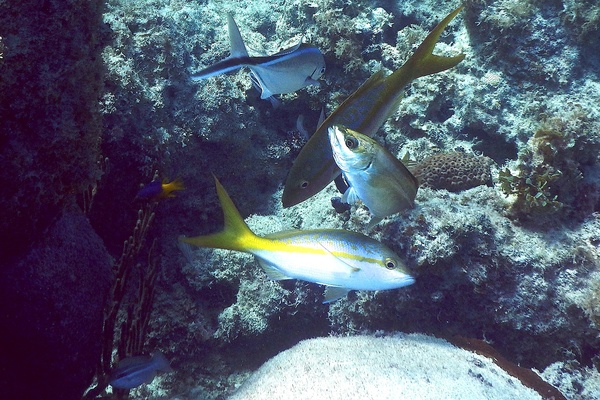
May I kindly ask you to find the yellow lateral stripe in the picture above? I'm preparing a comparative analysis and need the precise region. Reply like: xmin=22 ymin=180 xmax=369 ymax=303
xmin=183 ymin=176 xmax=383 ymax=266
xmin=243 ymin=234 xmax=382 ymax=264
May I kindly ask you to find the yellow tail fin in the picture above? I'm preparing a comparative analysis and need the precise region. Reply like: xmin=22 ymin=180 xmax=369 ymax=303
xmin=179 ymin=176 xmax=258 ymax=252
xmin=392 ymin=5 xmax=465 ymax=83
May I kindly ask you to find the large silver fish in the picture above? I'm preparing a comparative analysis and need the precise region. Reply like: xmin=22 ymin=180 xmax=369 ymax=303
xmin=180 ymin=176 xmax=414 ymax=303
xmin=328 ymin=125 xmax=419 ymax=228
xmin=191 ymin=14 xmax=325 ymax=102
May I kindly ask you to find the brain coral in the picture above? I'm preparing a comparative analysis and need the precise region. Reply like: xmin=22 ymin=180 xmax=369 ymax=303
xmin=411 ymin=152 xmax=494 ymax=192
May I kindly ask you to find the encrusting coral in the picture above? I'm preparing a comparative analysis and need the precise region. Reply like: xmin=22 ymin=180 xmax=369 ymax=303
xmin=410 ymin=151 xmax=494 ymax=192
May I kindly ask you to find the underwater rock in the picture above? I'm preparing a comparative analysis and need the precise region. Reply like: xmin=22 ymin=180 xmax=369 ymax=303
xmin=0 ymin=210 xmax=112 ymax=400
xmin=0 ymin=0 xmax=105 ymax=258
xmin=229 ymin=333 xmax=545 ymax=400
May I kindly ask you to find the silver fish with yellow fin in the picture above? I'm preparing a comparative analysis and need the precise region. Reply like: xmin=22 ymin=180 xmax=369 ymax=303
xmin=179 ymin=176 xmax=414 ymax=303
xmin=282 ymin=6 xmax=464 ymax=207
xmin=191 ymin=14 xmax=325 ymax=103
xmin=329 ymin=125 xmax=418 ymax=228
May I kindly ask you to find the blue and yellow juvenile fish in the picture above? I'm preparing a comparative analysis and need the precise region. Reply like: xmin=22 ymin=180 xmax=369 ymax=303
xmin=135 ymin=178 xmax=185 ymax=200
xmin=192 ymin=14 xmax=325 ymax=103
xmin=180 ymin=176 xmax=414 ymax=303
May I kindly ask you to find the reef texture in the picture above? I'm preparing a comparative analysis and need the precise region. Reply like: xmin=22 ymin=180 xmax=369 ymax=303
xmin=3 ymin=0 xmax=600 ymax=399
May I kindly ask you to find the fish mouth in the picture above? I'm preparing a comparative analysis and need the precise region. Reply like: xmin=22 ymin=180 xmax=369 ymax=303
xmin=395 ymin=275 xmax=415 ymax=287
xmin=328 ymin=126 xmax=346 ymax=163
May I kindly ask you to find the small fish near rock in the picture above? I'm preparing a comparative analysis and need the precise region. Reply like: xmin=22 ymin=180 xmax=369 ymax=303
xmin=109 ymin=351 xmax=173 ymax=390
xmin=191 ymin=14 xmax=325 ymax=104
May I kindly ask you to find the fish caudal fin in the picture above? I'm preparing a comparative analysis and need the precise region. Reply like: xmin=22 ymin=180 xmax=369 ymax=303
xmin=179 ymin=176 xmax=258 ymax=253
xmin=394 ymin=6 xmax=465 ymax=82
xmin=151 ymin=351 xmax=173 ymax=373
xmin=227 ymin=14 xmax=248 ymax=58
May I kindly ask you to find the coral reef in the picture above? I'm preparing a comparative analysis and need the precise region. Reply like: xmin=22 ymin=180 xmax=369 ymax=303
xmin=4 ymin=0 xmax=600 ymax=399
xmin=93 ymin=1 xmax=600 ymax=398
xmin=499 ymin=105 xmax=600 ymax=220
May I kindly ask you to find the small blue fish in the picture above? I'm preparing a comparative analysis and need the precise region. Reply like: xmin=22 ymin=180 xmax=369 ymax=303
xmin=109 ymin=351 xmax=173 ymax=390
xmin=191 ymin=14 xmax=325 ymax=102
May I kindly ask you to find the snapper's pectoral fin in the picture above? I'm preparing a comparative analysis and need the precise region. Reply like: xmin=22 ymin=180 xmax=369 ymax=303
xmin=304 ymin=77 xmax=321 ymax=87
xmin=341 ymin=186 xmax=359 ymax=205
xmin=323 ymin=286 xmax=351 ymax=303
xmin=257 ymin=259 xmax=292 ymax=280
xmin=315 ymin=240 xmax=361 ymax=273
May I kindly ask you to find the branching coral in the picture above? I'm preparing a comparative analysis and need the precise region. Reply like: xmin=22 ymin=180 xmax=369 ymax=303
xmin=499 ymin=104 xmax=600 ymax=220
xmin=498 ymin=163 xmax=563 ymax=215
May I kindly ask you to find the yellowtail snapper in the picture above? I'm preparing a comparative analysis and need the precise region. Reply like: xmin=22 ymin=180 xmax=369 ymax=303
xmin=191 ymin=14 xmax=325 ymax=103
xmin=329 ymin=125 xmax=418 ymax=228
xmin=179 ymin=176 xmax=414 ymax=303
xmin=282 ymin=6 xmax=464 ymax=207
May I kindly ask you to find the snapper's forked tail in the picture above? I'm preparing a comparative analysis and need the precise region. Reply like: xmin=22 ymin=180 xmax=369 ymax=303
xmin=179 ymin=176 xmax=259 ymax=253
xmin=390 ymin=5 xmax=465 ymax=84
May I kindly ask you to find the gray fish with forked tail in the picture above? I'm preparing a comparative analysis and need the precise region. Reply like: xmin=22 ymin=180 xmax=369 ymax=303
xmin=328 ymin=125 xmax=419 ymax=228
xmin=109 ymin=351 xmax=173 ymax=390
xmin=191 ymin=14 xmax=325 ymax=102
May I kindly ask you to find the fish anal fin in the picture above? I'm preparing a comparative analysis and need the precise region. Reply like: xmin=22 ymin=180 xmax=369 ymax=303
xmin=323 ymin=286 xmax=351 ymax=303
xmin=366 ymin=216 xmax=383 ymax=231
xmin=257 ymin=259 xmax=292 ymax=281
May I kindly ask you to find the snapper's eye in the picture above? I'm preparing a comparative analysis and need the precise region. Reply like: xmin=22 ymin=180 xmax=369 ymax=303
xmin=384 ymin=258 xmax=396 ymax=270
xmin=345 ymin=136 xmax=359 ymax=149
xmin=300 ymin=180 xmax=309 ymax=189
